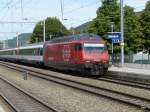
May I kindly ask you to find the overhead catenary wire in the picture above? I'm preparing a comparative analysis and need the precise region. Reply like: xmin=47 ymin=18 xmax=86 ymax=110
xmin=63 ymin=2 xmax=146 ymax=27
xmin=63 ymin=0 xmax=100 ymax=15
xmin=0 ymin=0 xmax=21 ymax=20
xmin=0 ymin=0 xmax=36 ymax=34
xmin=0 ymin=0 xmax=148 ymax=37
xmin=0 ymin=0 xmax=13 ymax=13
xmin=0 ymin=0 xmax=34 ymax=21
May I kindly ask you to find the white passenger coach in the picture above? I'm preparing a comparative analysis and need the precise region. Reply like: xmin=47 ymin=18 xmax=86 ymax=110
xmin=0 ymin=42 xmax=44 ymax=64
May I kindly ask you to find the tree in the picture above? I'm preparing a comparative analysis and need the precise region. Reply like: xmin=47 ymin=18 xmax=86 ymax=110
xmin=30 ymin=17 xmax=70 ymax=43
xmin=124 ymin=6 xmax=143 ymax=53
xmin=87 ymin=0 xmax=120 ymax=52
xmin=140 ymin=1 xmax=150 ymax=50
xmin=88 ymin=0 xmax=120 ymax=37
xmin=87 ymin=0 xmax=144 ymax=53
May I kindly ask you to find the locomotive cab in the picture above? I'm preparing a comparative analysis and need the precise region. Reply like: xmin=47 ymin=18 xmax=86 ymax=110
xmin=83 ymin=43 xmax=108 ymax=61
xmin=75 ymin=42 xmax=109 ymax=75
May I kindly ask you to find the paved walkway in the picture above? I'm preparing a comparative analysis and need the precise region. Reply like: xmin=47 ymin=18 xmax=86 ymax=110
xmin=109 ymin=66 xmax=150 ymax=76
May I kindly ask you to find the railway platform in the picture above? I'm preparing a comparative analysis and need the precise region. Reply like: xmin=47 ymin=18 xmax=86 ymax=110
xmin=109 ymin=66 xmax=150 ymax=75
xmin=108 ymin=65 xmax=150 ymax=83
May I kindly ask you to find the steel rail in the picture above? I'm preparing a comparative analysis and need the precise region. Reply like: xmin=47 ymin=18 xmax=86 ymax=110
xmin=0 ymin=61 xmax=150 ymax=111
xmin=105 ymin=75 xmax=150 ymax=85
xmin=96 ymin=77 xmax=150 ymax=90
xmin=0 ymin=77 xmax=58 ymax=112
xmin=0 ymin=94 xmax=18 ymax=112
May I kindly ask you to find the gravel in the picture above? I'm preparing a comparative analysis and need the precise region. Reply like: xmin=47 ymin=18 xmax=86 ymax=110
xmin=9 ymin=62 xmax=150 ymax=101
xmin=0 ymin=65 xmax=144 ymax=112
xmin=0 ymin=79 xmax=54 ymax=112
xmin=0 ymin=96 xmax=15 ymax=112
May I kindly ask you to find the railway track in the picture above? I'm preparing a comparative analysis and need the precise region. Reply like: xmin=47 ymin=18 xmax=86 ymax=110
xmin=0 ymin=95 xmax=17 ymax=112
xmin=0 ymin=75 xmax=58 ymax=112
xmin=96 ymin=76 xmax=150 ymax=90
xmin=0 ymin=61 xmax=150 ymax=111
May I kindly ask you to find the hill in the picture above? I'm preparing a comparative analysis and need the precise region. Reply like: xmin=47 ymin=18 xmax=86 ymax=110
xmin=7 ymin=33 xmax=32 ymax=48
xmin=74 ymin=11 xmax=142 ymax=33
xmin=74 ymin=21 xmax=92 ymax=33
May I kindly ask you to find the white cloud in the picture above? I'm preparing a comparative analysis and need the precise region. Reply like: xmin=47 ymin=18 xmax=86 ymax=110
xmin=124 ymin=0 xmax=149 ymax=11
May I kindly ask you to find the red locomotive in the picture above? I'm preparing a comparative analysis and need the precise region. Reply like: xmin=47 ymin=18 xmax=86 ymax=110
xmin=43 ymin=33 xmax=109 ymax=75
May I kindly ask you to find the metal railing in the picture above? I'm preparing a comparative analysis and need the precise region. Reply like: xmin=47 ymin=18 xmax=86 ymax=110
xmin=111 ymin=53 xmax=150 ymax=69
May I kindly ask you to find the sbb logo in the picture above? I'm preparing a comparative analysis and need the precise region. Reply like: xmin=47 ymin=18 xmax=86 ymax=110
xmin=62 ymin=45 xmax=71 ymax=61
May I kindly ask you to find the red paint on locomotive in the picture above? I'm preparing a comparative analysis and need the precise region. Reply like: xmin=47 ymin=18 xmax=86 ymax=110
xmin=43 ymin=34 xmax=110 ymax=75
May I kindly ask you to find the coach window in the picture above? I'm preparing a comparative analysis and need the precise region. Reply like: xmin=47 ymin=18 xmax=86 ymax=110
xmin=40 ymin=48 xmax=43 ymax=56
xmin=38 ymin=48 xmax=41 ymax=56
xmin=34 ymin=48 xmax=39 ymax=55
xmin=75 ymin=44 xmax=82 ymax=51
xmin=13 ymin=51 xmax=15 ymax=55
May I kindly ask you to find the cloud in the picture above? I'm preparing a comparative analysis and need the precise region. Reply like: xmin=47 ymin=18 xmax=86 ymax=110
xmin=124 ymin=0 xmax=149 ymax=11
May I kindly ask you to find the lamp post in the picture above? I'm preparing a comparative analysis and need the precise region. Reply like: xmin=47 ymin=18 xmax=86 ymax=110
xmin=111 ymin=22 xmax=114 ymax=64
xmin=120 ymin=0 xmax=124 ymax=67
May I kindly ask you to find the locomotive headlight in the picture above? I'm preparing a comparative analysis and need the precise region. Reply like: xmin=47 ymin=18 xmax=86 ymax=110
xmin=84 ymin=59 xmax=94 ymax=63
xmin=85 ymin=60 xmax=91 ymax=63
xmin=102 ymin=60 xmax=108 ymax=63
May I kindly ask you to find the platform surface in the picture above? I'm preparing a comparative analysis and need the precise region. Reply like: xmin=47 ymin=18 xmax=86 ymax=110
xmin=109 ymin=65 xmax=150 ymax=76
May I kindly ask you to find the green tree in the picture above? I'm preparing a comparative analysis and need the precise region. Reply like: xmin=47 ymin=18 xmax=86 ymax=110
xmin=30 ymin=17 xmax=70 ymax=43
xmin=88 ymin=0 xmax=144 ymax=53
xmin=140 ymin=1 xmax=150 ymax=50
xmin=87 ymin=0 xmax=120 ymax=53
xmin=124 ymin=6 xmax=143 ymax=53
xmin=88 ymin=0 xmax=119 ymax=39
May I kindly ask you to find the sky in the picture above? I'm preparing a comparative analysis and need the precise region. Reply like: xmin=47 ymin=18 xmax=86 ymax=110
xmin=0 ymin=0 xmax=149 ymax=41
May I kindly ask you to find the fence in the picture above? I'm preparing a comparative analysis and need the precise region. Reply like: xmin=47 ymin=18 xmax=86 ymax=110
xmin=111 ymin=53 xmax=150 ymax=69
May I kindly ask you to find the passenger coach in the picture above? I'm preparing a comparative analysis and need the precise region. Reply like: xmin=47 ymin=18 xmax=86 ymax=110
xmin=0 ymin=43 xmax=43 ymax=65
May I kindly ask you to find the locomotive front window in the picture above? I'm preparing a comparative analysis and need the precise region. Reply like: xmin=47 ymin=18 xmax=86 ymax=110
xmin=83 ymin=43 xmax=106 ymax=53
